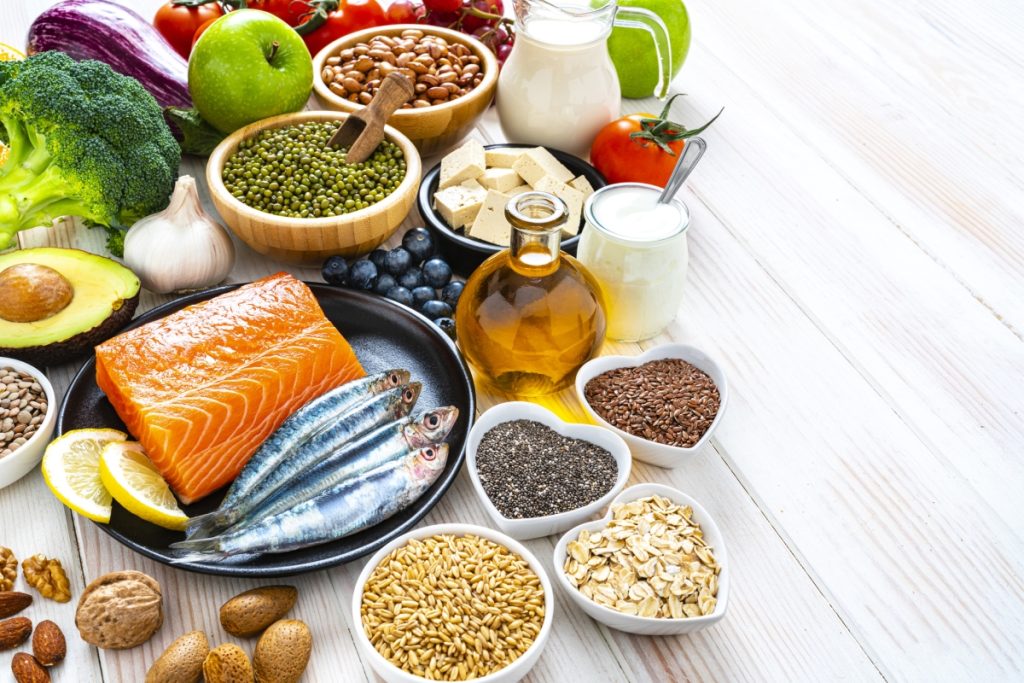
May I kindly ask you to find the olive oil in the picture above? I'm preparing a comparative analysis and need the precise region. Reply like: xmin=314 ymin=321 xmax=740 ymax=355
xmin=455 ymin=192 xmax=606 ymax=395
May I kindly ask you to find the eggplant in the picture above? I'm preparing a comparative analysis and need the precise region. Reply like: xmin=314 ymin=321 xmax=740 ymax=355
xmin=27 ymin=0 xmax=191 ymax=109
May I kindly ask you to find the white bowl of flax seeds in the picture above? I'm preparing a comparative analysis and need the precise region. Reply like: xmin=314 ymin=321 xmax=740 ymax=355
xmin=0 ymin=358 xmax=56 ymax=489
xmin=575 ymin=343 xmax=729 ymax=468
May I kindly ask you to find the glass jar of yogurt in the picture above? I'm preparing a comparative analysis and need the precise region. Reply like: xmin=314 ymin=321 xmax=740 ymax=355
xmin=576 ymin=183 xmax=689 ymax=341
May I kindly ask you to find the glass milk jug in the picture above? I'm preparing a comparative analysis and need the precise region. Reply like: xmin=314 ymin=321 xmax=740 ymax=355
xmin=497 ymin=0 xmax=672 ymax=156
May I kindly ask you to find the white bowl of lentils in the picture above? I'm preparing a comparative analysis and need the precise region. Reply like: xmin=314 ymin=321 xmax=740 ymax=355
xmin=0 ymin=358 xmax=56 ymax=489
xmin=352 ymin=523 xmax=554 ymax=683
xmin=575 ymin=343 xmax=729 ymax=468
xmin=553 ymin=483 xmax=729 ymax=636
xmin=466 ymin=402 xmax=631 ymax=541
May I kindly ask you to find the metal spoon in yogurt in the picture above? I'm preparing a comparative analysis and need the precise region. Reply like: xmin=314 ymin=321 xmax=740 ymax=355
xmin=658 ymin=136 xmax=707 ymax=204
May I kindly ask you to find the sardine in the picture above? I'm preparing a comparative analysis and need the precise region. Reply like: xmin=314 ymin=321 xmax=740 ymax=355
xmin=208 ymin=369 xmax=408 ymax=514
xmin=171 ymin=444 xmax=449 ymax=560
xmin=228 ymin=406 xmax=458 ymax=530
xmin=185 ymin=382 xmax=422 ymax=538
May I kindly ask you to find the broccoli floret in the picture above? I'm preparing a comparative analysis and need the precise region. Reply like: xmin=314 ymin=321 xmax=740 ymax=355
xmin=0 ymin=51 xmax=180 ymax=250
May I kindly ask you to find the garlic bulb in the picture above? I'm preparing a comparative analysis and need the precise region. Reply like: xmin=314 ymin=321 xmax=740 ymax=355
xmin=124 ymin=175 xmax=235 ymax=294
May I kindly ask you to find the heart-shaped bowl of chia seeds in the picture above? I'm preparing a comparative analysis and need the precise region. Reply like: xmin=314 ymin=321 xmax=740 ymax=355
xmin=553 ymin=482 xmax=729 ymax=635
xmin=575 ymin=343 xmax=729 ymax=468
xmin=466 ymin=402 xmax=631 ymax=541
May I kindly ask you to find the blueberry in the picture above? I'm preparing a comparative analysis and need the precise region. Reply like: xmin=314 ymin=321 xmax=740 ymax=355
xmin=440 ymin=280 xmax=464 ymax=308
xmin=384 ymin=247 xmax=413 ymax=276
xmin=402 ymin=227 xmax=435 ymax=263
xmin=374 ymin=273 xmax=397 ymax=295
xmin=397 ymin=266 xmax=424 ymax=290
xmin=321 ymin=256 xmax=349 ymax=286
xmin=348 ymin=259 xmax=378 ymax=290
xmin=420 ymin=299 xmax=453 ymax=319
xmin=422 ymin=258 xmax=452 ymax=288
xmin=435 ymin=317 xmax=457 ymax=340
xmin=368 ymin=248 xmax=388 ymax=270
xmin=411 ymin=286 xmax=435 ymax=309
xmin=385 ymin=285 xmax=414 ymax=307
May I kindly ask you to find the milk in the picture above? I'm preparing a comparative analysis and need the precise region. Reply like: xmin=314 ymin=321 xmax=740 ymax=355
xmin=497 ymin=16 xmax=620 ymax=156
xmin=577 ymin=184 xmax=689 ymax=341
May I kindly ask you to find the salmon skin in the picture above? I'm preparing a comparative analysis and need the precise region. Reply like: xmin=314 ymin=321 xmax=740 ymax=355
xmin=185 ymin=383 xmax=422 ymax=539
xmin=171 ymin=444 xmax=449 ymax=560
xmin=95 ymin=273 xmax=365 ymax=504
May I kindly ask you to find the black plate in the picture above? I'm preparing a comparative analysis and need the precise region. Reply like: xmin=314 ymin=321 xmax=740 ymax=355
xmin=417 ymin=144 xmax=607 ymax=276
xmin=57 ymin=283 xmax=475 ymax=577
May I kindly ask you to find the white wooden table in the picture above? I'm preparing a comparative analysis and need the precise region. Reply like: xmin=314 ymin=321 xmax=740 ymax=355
xmin=3 ymin=0 xmax=1023 ymax=680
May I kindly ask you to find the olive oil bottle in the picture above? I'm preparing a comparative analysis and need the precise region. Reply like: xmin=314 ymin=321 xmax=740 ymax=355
xmin=455 ymin=192 xmax=606 ymax=395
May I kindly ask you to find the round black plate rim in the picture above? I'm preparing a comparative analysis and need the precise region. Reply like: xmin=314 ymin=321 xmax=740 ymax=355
xmin=57 ymin=282 xmax=475 ymax=577
xmin=417 ymin=143 xmax=608 ymax=255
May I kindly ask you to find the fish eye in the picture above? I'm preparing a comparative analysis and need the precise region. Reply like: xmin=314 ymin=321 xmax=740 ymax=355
xmin=390 ymin=372 xmax=400 ymax=385
xmin=423 ymin=448 xmax=435 ymax=460
xmin=427 ymin=413 xmax=439 ymax=427
xmin=404 ymin=388 xmax=415 ymax=401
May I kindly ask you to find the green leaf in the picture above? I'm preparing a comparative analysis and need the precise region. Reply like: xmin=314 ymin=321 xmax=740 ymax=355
xmin=164 ymin=107 xmax=227 ymax=158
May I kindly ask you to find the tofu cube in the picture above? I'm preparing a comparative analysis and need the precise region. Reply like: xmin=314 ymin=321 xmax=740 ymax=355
xmin=461 ymin=178 xmax=485 ymax=190
xmin=439 ymin=139 xmax=486 ymax=189
xmin=533 ymin=176 xmax=584 ymax=236
xmin=485 ymin=147 xmax=524 ymax=168
xmin=479 ymin=167 xmax=522 ymax=193
xmin=468 ymin=190 xmax=513 ymax=246
xmin=434 ymin=183 xmax=487 ymax=229
xmin=512 ymin=147 xmax=575 ymax=186
xmin=506 ymin=184 xmax=532 ymax=196
xmin=569 ymin=175 xmax=595 ymax=199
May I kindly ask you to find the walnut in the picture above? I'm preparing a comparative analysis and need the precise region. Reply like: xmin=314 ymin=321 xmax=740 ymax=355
xmin=75 ymin=570 xmax=163 ymax=649
xmin=0 ymin=547 xmax=15 ymax=591
xmin=21 ymin=555 xmax=70 ymax=603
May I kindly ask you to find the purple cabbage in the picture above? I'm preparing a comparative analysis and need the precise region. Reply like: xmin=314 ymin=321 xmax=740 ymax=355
xmin=27 ymin=0 xmax=191 ymax=108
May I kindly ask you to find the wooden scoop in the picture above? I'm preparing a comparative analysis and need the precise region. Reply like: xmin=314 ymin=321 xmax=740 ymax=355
xmin=327 ymin=72 xmax=415 ymax=164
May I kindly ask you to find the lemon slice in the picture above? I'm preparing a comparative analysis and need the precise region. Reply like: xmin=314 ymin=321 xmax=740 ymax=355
xmin=0 ymin=42 xmax=24 ymax=61
xmin=100 ymin=441 xmax=189 ymax=531
xmin=42 ymin=428 xmax=127 ymax=523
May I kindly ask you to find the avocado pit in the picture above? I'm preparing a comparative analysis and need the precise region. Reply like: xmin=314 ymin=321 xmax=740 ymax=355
xmin=0 ymin=263 xmax=74 ymax=323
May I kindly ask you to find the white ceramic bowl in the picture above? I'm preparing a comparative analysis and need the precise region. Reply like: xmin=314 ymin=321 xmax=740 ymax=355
xmin=0 ymin=357 xmax=56 ymax=489
xmin=553 ymin=483 xmax=729 ymax=635
xmin=351 ymin=523 xmax=555 ymax=683
xmin=466 ymin=402 xmax=631 ymax=540
xmin=575 ymin=343 xmax=729 ymax=468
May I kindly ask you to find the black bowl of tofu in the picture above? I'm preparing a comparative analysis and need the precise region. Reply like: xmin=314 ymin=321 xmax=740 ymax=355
xmin=417 ymin=141 xmax=607 ymax=276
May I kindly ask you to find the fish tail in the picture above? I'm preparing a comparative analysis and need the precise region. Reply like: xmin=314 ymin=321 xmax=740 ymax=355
xmin=167 ymin=536 xmax=230 ymax=563
xmin=184 ymin=510 xmax=237 ymax=539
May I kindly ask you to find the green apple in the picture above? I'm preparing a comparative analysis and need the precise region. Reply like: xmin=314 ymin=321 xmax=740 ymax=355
xmin=189 ymin=9 xmax=312 ymax=134
xmin=607 ymin=0 xmax=691 ymax=99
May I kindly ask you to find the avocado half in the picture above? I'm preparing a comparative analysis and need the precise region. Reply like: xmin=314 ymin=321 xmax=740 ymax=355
xmin=0 ymin=248 xmax=140 ymax=366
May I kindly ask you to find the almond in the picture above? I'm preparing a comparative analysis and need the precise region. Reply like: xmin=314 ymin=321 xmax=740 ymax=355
xmin=219 ymin=585 xmax=297 ymax=637
xmin=31 ymin=620 xmax=65 ymax=666
xmin=253 ymin=619 xmax=311 ymax=683
xmin=0 ymin=592 xmax=32 ymax=619
xmin=11 ymin=653 xmax=49 ymax=683
xmin=145 ymin=630 xmax=209 ymax=683
xmin=0 ymin=616 xmax=32 ymax=650
xmin=203 ymin=643 xmax=253 ymax=683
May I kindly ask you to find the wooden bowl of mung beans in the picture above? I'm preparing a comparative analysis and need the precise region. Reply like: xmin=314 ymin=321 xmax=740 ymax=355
xmin=206 ymin=110 xmax=422 ymax=265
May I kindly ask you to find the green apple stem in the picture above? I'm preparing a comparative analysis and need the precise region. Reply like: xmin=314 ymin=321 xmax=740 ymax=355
xmin=267 ymin=40 xmax=280 ymax=63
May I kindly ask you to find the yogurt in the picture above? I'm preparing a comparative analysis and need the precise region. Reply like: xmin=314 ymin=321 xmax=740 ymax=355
xmin=576 ymin=183 xmax=689 ymax=341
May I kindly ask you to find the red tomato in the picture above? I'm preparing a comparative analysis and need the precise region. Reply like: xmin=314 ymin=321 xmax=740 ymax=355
xmin=153 ymin=0 xmax=224 ymax=59
xmin=301 ymin=0 xmax=388 ymax=57
xmin=385 ymin=0 xmax=426 ymax=24
xmin=590 ymin=114 xmax=681 ymax=187
xmin=191 ymin=16 xmax=220 ymax=51
xmin=590 ymin=100 xmax=722 ymax=187
xmin=249 ymin=0 xmax=311 ymax=26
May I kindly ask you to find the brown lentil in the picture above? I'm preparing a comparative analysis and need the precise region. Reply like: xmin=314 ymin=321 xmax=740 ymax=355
xmin=0 ymin=368 xmax=46 ymax=459
xmin=322 ymin=29 xmax=484 ymax=109
xmin=476 ymin=420 xmax=618 ymax=519
xmin=584 ymin=358 xmax=720 ymax=448
xmin=360 ymin=533 xmax=544 ymax=681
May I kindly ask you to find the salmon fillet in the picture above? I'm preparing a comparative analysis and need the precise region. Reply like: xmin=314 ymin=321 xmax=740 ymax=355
xmin=95 ymin=273 xmax=365 ymax=504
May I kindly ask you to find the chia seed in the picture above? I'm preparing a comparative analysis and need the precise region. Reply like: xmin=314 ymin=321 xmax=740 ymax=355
xmin=475 ymin=419 xmax=618 ymax=519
